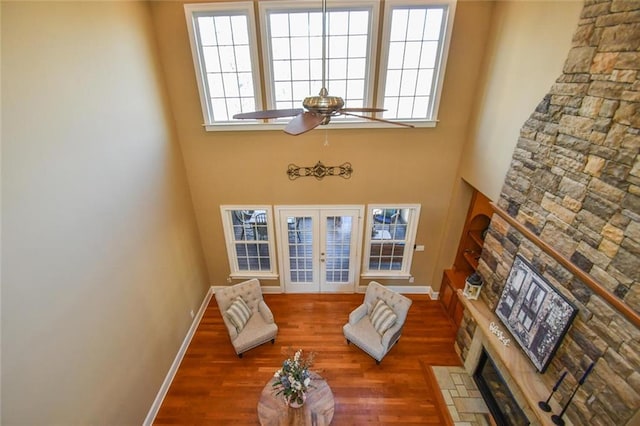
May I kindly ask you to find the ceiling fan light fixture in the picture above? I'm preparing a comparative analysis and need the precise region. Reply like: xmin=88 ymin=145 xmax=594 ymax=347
xmin=302 ymin=93 xmax=345 ymax=115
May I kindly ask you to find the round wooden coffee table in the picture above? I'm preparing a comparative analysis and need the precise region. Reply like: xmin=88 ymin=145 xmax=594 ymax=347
xmin=257 ymin=372 xmax=335 ymax=425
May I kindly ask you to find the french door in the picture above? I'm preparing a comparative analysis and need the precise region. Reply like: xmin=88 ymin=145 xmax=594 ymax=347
xmin=276 ymin=206 xmax=364 ymax=293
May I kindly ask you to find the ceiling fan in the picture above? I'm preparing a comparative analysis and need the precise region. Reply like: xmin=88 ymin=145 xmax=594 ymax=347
xmin=232 ymin=0 xmax=415 ymax=136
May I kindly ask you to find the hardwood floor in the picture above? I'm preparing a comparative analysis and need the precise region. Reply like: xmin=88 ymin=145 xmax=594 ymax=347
xmin=153 ymin=293 xmax=461 ymax=425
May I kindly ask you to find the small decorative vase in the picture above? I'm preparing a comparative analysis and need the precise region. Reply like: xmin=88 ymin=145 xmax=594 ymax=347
xmin=287 ymin=392 xmax=306 ymax=408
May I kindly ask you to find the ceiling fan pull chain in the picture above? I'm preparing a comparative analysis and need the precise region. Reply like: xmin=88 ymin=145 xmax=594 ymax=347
xmin=321 ymin=0 xmax=327 ymax=93
xmin=324 ymin=129 xmax=329 ymax=147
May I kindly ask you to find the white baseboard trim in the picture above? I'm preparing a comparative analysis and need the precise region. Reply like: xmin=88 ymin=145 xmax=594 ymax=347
xmin=213 ymin=284 xmax=437 ymax=298
xmin=143 ymin=286 xmax=214 ymax=426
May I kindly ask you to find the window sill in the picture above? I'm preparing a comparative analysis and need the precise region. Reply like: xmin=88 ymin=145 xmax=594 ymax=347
xmin=229 ymin=272 xmax=279 ymax=280
xmin=203 ymin=120 xmax=437 ymax=132
xmin=360 ymin=272 xmax=412 ymax=280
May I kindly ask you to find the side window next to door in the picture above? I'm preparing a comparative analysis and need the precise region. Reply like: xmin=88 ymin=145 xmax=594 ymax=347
xmin=362 ymin=204 xmax=421 ymax=279
xmin=221 ymin=205 xmax=278 ymax=279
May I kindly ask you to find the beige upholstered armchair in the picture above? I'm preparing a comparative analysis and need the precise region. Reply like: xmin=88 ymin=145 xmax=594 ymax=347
xmin=214 ymin=278 xmax=278 ymax=358
xmin=343 ymin=281 xmax=412 ymax=364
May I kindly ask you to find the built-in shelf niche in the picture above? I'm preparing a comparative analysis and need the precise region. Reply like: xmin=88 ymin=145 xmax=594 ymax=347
xmin=457 ymin=210 xmax=491 ymax=273
xmin=440 ymin=188 xmax=492 ymax=326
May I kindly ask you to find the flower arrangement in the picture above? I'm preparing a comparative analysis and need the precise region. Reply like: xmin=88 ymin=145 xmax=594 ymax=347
xmin=273 ymin=349 xmax=315 ymax=407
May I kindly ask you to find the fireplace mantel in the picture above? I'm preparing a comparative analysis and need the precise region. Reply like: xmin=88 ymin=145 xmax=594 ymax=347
xmin=457 ymin=290 xmax=572 ymax=426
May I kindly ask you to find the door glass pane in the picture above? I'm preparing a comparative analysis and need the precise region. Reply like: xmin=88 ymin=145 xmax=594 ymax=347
xmin=287 ymin=216 xmax=313 ymax=283
xmin=325 ymin=216 xmax=352 ymax=283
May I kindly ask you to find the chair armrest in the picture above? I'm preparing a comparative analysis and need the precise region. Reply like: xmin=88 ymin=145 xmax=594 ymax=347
xmin=381 ymin=323 xmax=403 ymax=349
xmin=348 ymin=304 xmax=368 ymax=325
xmin=224 ymin=319 xmax=238 ymax=340
xmin=258 ymin=300 xmax=275 ymax=324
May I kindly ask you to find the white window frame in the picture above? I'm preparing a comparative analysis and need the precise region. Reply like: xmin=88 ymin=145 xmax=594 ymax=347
xmin=184 ymin=0 xmax=456 ymax=132
xmin=377 ymin=0 xmax=456 ymax=123
xmin=184 ymin=2 xmax=264 ymax=130
xmin=220 ymin=205 xmax=278 ymax=280
xmin=361 ymin=204 xmax=421 ymax=279
xmin=258 ymin=0 xmax=379 ymax=117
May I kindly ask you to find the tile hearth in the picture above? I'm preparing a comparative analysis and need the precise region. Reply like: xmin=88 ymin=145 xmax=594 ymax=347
xmin=432 ymin=366 xmax=493 ymax=426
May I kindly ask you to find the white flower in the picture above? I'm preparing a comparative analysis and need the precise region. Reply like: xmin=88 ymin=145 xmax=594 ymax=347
xmin=272 ymin=349 xmax=315 ymax=398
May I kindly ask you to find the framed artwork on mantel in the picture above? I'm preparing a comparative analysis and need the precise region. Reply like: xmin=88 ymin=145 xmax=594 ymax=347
xmin=496 ymin=255 xmax=578 ymax=372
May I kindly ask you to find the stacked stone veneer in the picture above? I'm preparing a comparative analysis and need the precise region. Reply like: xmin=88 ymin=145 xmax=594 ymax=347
xmin=457 ymin=1 xmax=640 ymax=425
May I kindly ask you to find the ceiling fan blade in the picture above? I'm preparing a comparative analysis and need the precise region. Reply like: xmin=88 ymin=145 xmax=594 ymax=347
xmin=340 ymin=111 xmax=415 ymax=128
xmin=340 ymin=107 xmax=386 ymax=113
xmin=284 ymin=112 xmax=325 ymax=135
xmin=233 ymin=108 xmax=303 ymax=120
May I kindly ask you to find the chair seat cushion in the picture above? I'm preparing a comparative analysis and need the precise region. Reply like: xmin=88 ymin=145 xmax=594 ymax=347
xmin=233 ymin=311 xmax=278 ymax=354
xmin=370 ymin=300 xmax=397 ymax=335
xmin=343 ymin=318 xmax=384 ymax=361
xmin=226 ymin=297 xmax=252 ymax=332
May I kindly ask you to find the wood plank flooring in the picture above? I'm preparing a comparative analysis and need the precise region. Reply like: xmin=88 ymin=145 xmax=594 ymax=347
xmin=153 ymin=293 xmax=461 ymax=425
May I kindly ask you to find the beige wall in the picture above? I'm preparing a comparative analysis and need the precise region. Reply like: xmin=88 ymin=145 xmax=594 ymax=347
xmin=460 ymin=0 xmax=583 ymax=201
xmin=1 ymin=1 xmax=208 ymax=423
xmin=150 ymin=0 xmax=494 ymax=289
xmin=434 ymin=0 xmax=582 ymax=284
xmin=1 ymin=2 xmax=3 ymax=420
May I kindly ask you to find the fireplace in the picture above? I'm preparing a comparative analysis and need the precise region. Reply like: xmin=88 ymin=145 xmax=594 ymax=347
xmin=456 ymin=295 xmax=550 ymax=423
xmin=473 ymin=349 xmax=529 ymax=426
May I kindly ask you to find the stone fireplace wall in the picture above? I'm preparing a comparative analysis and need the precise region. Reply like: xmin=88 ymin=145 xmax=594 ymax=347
xmin=457 ymin=1 xmax=640 ymax=424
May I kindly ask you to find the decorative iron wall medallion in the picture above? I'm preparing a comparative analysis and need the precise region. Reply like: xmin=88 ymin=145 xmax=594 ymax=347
xmin=287 ymin=161 xmax=352 ymax=180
